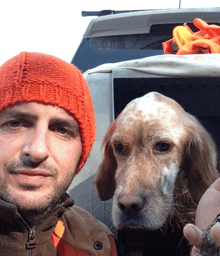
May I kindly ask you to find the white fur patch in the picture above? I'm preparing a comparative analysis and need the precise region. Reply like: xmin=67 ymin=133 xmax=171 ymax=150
xmin=128 ymin=92 xmax=176 ymax=120
xmin=126 ymin=92 xmax=185 ymax=144
xmin=161 ymin=165 xmax=178 ymax=196
xmin=128 ymin=93 xmax=164 ymax=116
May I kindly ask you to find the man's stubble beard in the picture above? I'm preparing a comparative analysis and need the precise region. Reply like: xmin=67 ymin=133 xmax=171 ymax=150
xmin=0 ymin=172 xmax=75 ymax=227
xmin=0 ymin=177 xmax=73 ymax=227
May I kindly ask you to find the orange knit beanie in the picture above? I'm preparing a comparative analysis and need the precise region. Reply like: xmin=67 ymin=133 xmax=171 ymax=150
xmin=0 ymin=52 xmax=96 ymax=173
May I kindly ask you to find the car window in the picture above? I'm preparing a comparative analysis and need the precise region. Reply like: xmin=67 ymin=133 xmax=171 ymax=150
xmin=73 ymin=22 xmax=220 ymax=72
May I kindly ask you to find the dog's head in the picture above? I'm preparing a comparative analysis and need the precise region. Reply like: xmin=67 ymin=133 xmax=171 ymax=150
xmin=94 ymin=92 xmax=219 ymax=230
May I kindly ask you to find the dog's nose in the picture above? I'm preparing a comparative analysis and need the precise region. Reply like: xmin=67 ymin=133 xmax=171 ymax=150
xmin=118 ymin=194 xmax=145 ymax=215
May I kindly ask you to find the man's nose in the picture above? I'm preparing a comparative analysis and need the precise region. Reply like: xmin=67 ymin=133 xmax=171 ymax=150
xmin=21 ymin=127 xmax=49 ymax=163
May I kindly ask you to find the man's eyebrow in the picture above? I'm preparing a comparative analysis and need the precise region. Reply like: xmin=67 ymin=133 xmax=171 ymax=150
xmin=0 ymin=109 xmax=37 ymax=120
xmin=50 ymin=118 xmax=79 ymax=131
xmin=0 ymin=109 xmax=79 ymax=130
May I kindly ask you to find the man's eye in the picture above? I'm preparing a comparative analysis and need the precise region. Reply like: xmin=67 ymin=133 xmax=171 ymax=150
xmin=0 ymin=119 xmax=30 ymax=131
xmin=53 ymin=127 xmax=73 ymax=137
xmin=56 ymin=127 xmax=68 ymax=134
xmin=7 ymin=120 xmax=29 ymax=128
xmin=8 ymin=120 xmax=22 ymax=127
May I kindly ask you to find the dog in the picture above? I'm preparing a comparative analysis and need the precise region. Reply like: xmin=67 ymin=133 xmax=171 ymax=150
xmin=94 ymin=92 xmax=220 ymax=255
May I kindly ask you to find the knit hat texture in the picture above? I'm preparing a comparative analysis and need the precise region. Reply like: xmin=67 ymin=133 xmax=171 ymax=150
xmin=0 ymin=52 xmax=96 ymax=173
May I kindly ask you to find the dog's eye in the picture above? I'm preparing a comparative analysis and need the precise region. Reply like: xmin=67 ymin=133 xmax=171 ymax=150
xmin=114 ymin=143 xmax=126 ymax=155
xmin=155 ymin=142 xmax=171 ymax=152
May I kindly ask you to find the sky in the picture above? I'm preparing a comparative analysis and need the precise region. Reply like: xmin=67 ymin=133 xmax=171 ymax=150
xmin=0 ymin=0 xmax=220 ymax=65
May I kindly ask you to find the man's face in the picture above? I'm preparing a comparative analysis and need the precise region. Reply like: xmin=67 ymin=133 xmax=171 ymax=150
xmin=0 ymin=102 xmax=82 ymax=211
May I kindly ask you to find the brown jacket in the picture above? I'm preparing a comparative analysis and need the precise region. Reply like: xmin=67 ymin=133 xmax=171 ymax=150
xmin=0 ymin=194 xmax=117 ymax=256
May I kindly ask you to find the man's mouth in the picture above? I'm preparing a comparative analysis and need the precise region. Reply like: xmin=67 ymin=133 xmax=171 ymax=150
xmin=13 ymin=170 xmax=52 ymax=177
xmin=9 ymin=169 xmax=53 ymax=187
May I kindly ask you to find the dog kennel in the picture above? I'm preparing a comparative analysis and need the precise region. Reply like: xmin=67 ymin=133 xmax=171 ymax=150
xmin=68 ymin=54 xmax=220 ymax=255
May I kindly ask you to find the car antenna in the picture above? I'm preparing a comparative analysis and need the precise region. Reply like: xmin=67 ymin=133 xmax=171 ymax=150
xmin=82 ymin=10 xmax=147 ymax=17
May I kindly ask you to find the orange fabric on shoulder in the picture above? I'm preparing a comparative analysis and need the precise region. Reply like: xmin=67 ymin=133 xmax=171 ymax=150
xmin=51 ymin=220 xmax=118 ymax=255
xmin=51 ymin=220 xmax=90 ymax=255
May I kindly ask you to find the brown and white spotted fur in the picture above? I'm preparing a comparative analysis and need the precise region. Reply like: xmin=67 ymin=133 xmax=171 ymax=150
xmin=94 ymin=92 xmax=219 ymax=253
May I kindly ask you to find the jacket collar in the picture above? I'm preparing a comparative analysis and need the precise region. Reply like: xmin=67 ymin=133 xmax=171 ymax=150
xmin=0 ymin=194 xmax=74 ymax=254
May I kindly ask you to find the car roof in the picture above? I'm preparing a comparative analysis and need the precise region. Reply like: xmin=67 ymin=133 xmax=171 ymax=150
xmin=83 ymin=7 xmax=220 ymax=38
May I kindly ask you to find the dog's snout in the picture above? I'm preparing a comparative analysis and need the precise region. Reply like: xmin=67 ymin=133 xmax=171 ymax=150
xmin=118 ymin=194 xmax=145 ymax=215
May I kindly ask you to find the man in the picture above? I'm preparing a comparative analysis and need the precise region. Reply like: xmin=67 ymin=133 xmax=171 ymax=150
xmin=0 ymin=52 xmax=117 ymax=255
xmin=184 ymin=178 xmax=220 ymax=255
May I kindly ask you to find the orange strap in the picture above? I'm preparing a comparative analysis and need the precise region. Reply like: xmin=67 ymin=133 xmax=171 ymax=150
xmin=163 ymin=18 xmax=220 ymax=55
xmin=109 ymin=235 xmax=117 ymax=256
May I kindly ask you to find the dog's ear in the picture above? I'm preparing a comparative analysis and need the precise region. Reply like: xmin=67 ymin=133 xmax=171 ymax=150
xmin=184 ymin=115 xmax=219 ymax=203
xmin=93 ymin=122 xmax=117 ymax=201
